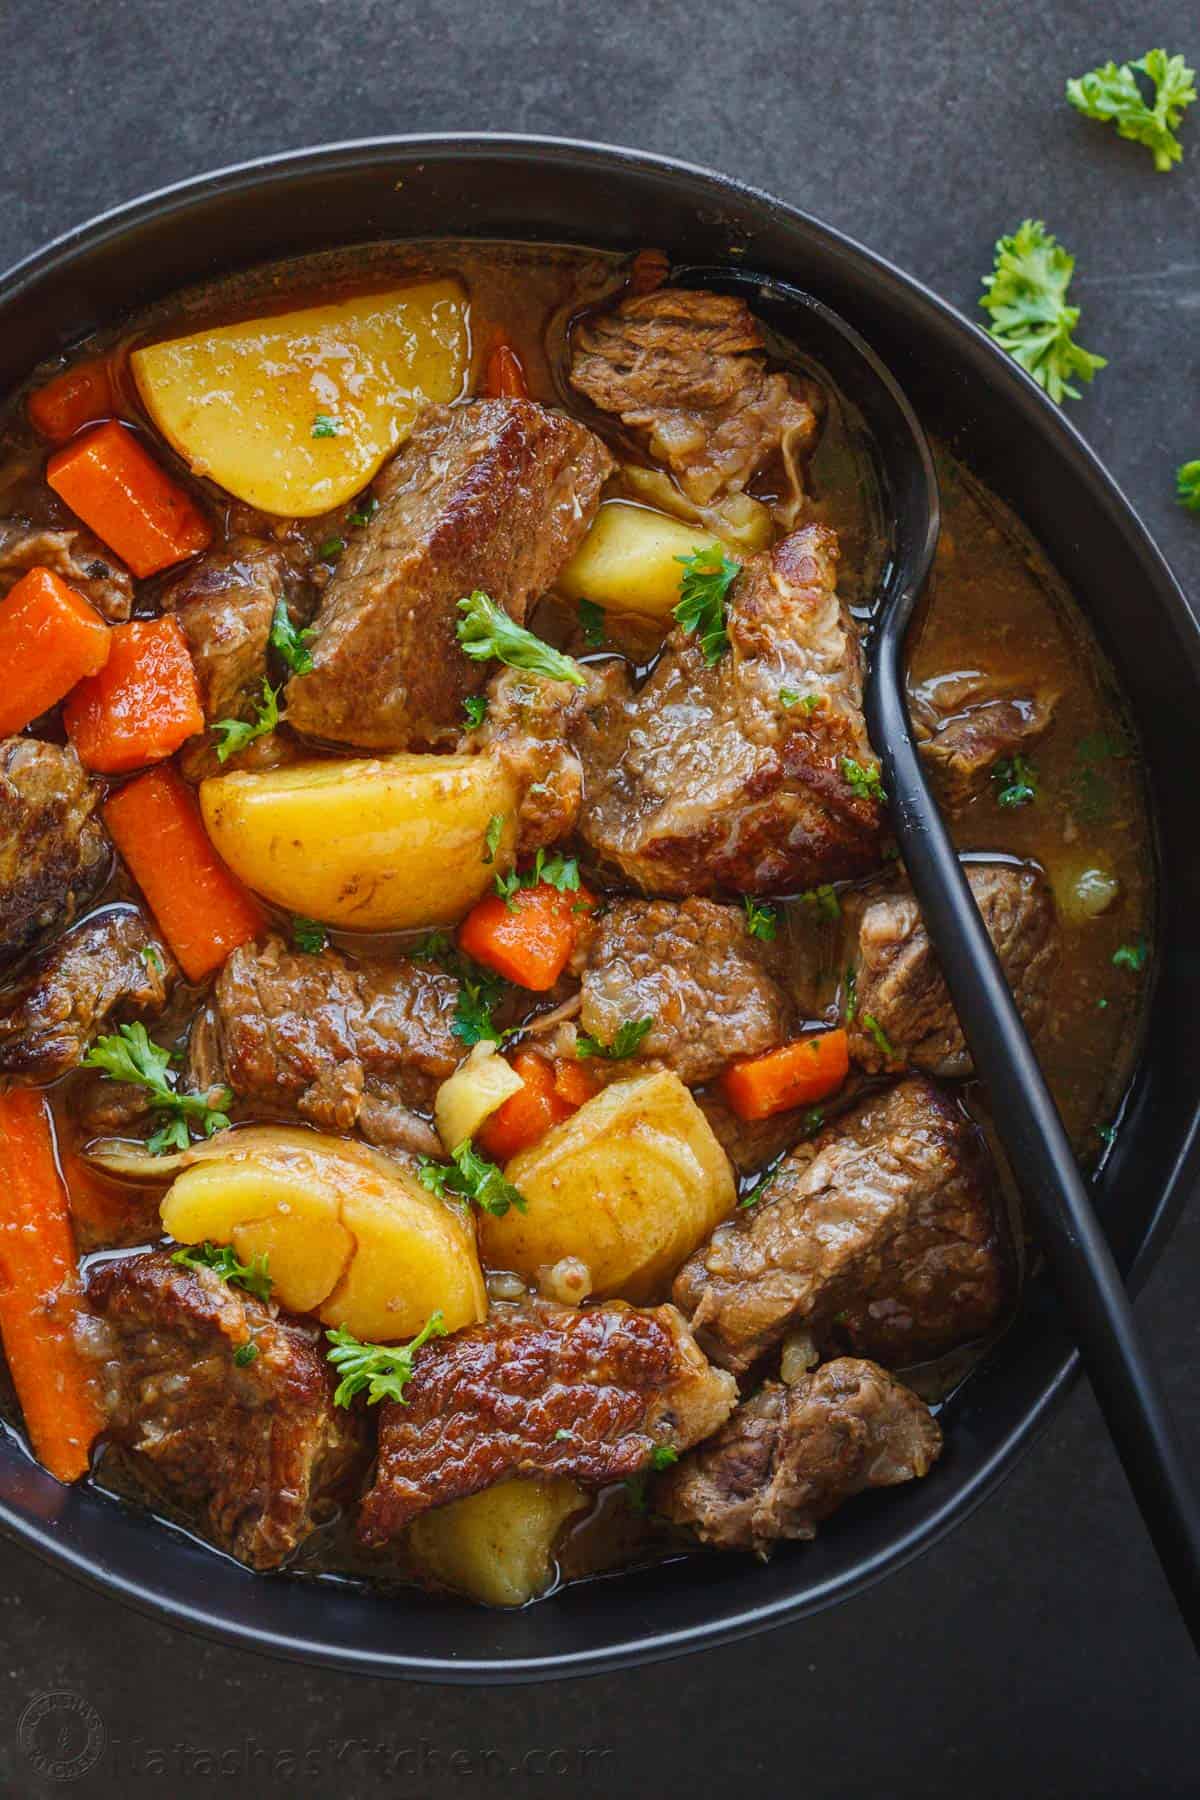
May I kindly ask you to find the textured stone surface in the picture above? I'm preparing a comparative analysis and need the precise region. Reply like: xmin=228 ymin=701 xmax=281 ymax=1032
xmin=1 ymin=1 xmax=1197 ymax=1793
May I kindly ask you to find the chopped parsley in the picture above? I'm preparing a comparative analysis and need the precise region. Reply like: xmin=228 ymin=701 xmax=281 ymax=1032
xmin=993 ymin=753 xmax=1039 ymax=808
xmin=494 ymin=848 xmax=581 ymax=906
xmin=840 ymin=756 xmax=886 ymax=805
xmin=739 ymin=1170 xmax=775 ymax=1210
xmin=462 ymin=693 xmax=488 ymax=729
xmin=482 ymin=812 xmax=506 ymax=865
xmin=672 ymin=544 xmax=740 ymax=665
xmin=317 ymin=535 xmax=345 ymax=561
xmin=457 ymin=590 xmax=585 ymax=686
xmin=801 ymin=1105 xmax=826 ymax=1138
xmin=1098 ymin=1123 xmax=1117 ymax=1147
xmin=233 ymin=1343 xmax=260 ymax=1367
xmin=862 ymin=1013 xmax=896 ymax=1060
xmin=780 ymin=688 xmax=822 ymax=713
xmin=139 ymin=944 xmax=165 ymax=977
xmin=417 ymin=1141 xmax=527 ymax=1218
xmin=1112 ymin=940 xmax=1148 ymax=973
xmin=650 ymin=1444 xmax=678 ymax=1472
xmin=171 ymin=1241 xmax=272 ymax=1303
xmin=325 ymin=1313 xmax=447 ymax=1409
xmin=1177 ymin=461 xmax=1200 ymax=511
xmin=844 ymin=964 xmax=858 ymax=1023
xmin=346 ymin=495 xmax=379 ymax=527
xmin=554 ymin=1427 xmax=574 ymax=1442
xmin=799 ymin=883 xmax=841 ymax=922
xmin=743 ymin=897 xmax=778 ymax=941
xmin=578 ymin=597 xmax=606 ymax=647
xmin=1066 ymin=49 xmax=1196 ymax=172
xmin=410 ymin=929 xmax=455 ymax=962
xmin=311 ymin=412 xmax=341 ymax=438
xmin=410 ymin=931 xmax=509 ymax=1046
xmin=291 ymin=916 xmax=328 ymax=954
xmin=270 ymin=596 xmax=316 ymax=676
xmin=979 ymin=220 xmax=1105 ymax=403
xmin=576 ymin=1016 xmax=653 ymax=1060
xmin=212 ymin=679 xmax=281 ymax=763
xmin=83 ymin=1023 xmax=232 ymax=1155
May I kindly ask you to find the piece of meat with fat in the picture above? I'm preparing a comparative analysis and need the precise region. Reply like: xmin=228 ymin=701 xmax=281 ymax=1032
xmin=0 ymin=517 xmax=133 ymax=621
xmin=658 ymin=1359 xmax=942 ymax=1553
xmin=186 ymin=935 xmax=461 ymax=1156
xmin=913 ymin=671 xmax=1057 ymax=808
xmin=674 ymin=1077 xmax=1011 ymax=1373
xmin=284 ymin=399 xmax=614 ymax=750
xmin=843 ymin=862 xmax=1056 ymax=1077
xmin=570 ymin=289 xmax=821 ymax=519
xmin=0 ymin=904 xmax=174 ymax=1079
xmin=357 ymin=1299 xmax=738 ymax=1542
xmin=459 ymin=665 xmax=586 ymax=852
xmin=577 ymin=897 xmax=792 ymax=1085
xmin=577 ymin=524 xmax=883 ymax=895
xmin=161 ymin=537 xmax=284 ymax=722
xmin=0 ymin=737 xmax=109 ymax=964
xmin=86 ymin=1251 xmax=363 ymax=1570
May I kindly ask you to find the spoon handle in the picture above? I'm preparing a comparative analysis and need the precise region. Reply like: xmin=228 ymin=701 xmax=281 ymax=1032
xmin=867 ymin=649 xmax=1200 ymax=1652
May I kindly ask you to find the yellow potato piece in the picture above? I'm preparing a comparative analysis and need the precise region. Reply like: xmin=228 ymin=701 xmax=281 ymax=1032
xmin=131 ymin=282 xmax=469 ymax=516
xmin=435 ymin=1043 xmax=524 ymax=1153
xmin=408 ymin=1478 xmax=587 ymax=1607
xmin=199 ymin=753 xmax=517 ymax=930
xmin=160 ymin=1126 xmax=486 ymax=1340
xmin=480 ymin=1070 xmax=736 ymax=1302
xmin=557 ymin=499 xmax=724 ymax=618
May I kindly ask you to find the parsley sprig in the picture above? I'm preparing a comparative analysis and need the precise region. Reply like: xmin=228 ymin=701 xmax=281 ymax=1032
xmin=213 ymin=679 xmax=280 ymax=763
xmin=673 ymin=545 xmax=740 ymax=665
xmin=417 ymin=1141 xmax=527 ymax=1217
xmin=326 ymin=1313 xmax=446 ymax=1409
xmin=1177 ymin=461 xmax=1200 ymax=512
xmin=270 ymin=597 xmax=315 ymax=676
xmin=291 ymin=916 xmax=328 ymax=954
xmin=993 ymin=754 xmax=1039 ymax=808
xmin=577 ymin=1017 xmax=653 ymax=1060
xmin=83 ymin=1022 xmax=232 ymax=1155
xmin=840 ymin=756 xmax=886 ymax=805
xmin=171 ymin=1241 xmax=273 ymax=1303
xmin=979 ymin=221 xmax=1106 ymax=404
xmin=743 ymin=897 xmax=778 ymax=942
xmin=411 ymin=933 xmax=509 ymax=1047
xmin=456 ymin=590 xmax=585 ymax=686
xmin=1112 ymin=940 xmax=1148 ymax=973
xmin=1067 ymin=49 xmax=1196 ymax=172
xmin=494 ymin=848 xmax=581 ymax=907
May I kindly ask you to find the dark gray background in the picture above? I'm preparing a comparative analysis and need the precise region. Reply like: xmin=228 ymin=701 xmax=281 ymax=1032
xmin=1 ymin=1 xmax=1197 ymax=1794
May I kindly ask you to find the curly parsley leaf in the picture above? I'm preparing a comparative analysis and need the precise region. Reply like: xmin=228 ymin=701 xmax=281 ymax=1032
xmin=780 ymin=688 xmax=822 ymax=713
xmin=1177 ymin=461 xmax=1200 ymax=511
xmin=292 ymin=916 xmax=328 ymax=954
xmin=233 ymin=1342 xmax=259 ymax=1366
xmin=317 ymin=535 xmax=345 ymax=561
xmin=326 ymin=1313 xmax=447 ymax=1409
xmin=1112 ymin=940 xmax=1148 ymax=972
xmin=979 ymin=221 xmax=1106 ymax=403
xmin=417 ymin=1140 xmax=527 ymax=1217
xmin=462 ymin=693 xmax=488 ymax=729
xmin=577 ymin=1016 xmax=653 ymax=1060
xmin=457 ymin=590 xmax=585 ymax=686
xmin=840 ymin=756 xmax=886 ymax=805
xmin=673 ymin=545 xmax=740 ymax=665
xmin=83 ymin=1022 xmax=232 ymax=1155
xmin=346 ymin=495 xmax=379 ymax=527
xmin=993 ymin=753 xmax=1039 ymax=808
xmin=213 ymin=679 xmax=281 ymax=764
xmin=171 ymin=1240 xmax=273 ymax=1303
xmin=311 ymin=412 xmax=341 ymax=438
xmin=1067 ymin=50 xmax=1196 ymax=172
xmin=494 ymin=847 xmax=581 ymax=907
xmin=743 ymin=897 xmax=778 ymax=942
xmin=578 ymin=598 xmax=606 ymax=648
xmin=270 ymin=597 xmax=315 ymax=676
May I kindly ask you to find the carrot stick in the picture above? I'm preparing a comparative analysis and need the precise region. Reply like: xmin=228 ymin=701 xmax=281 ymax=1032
xmin=720 ymin=1029 xmax=850 ymax=1122
xmin=0 ymin=1091 xmax=103 ymax=1483
xmin=483 ymin=340 xmax=530 ymax=400
xmin=27 ymin=356 xmax=116 ymax=442
xmin=458 ymin=884 xmax=580 ymax=991
xmin=552 ymin=1058 xmax=601 ymax=1110
xmin=104 ymin=765 xmax=264 ymax=981
xmin=63 ymin=615 xmax=203 ymax=773
xmin=0 ymin=567 xmax=110 ymax=734
xmin=477 ymin=1049 xmax=596 ymax=1161
xmin=46 ymin=420 xmax=211 ymax=578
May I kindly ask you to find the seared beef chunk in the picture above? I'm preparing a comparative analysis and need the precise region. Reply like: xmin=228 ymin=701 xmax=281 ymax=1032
xmin=659 ymin=1359 xmax=942 ymax=1553
xmin=577 ymin=525 xmax=882 ymax=895
xmin=461 ymin=666 xmax=587 ymax=853
xmin=578 ymin=898 xmax=792 ymax=1085
xmin=571 ymin=289 xmax=821 ymax=517
xmin=674 ymin=1079 xmax=1010 ymax=1373
xmin=187 ymin=936 xmax=461 ymax=1155
xmin=87 ymin=1252 xmax=362 ymax=1569
xmin=0 ymin=738 xmax=108 ymax=963
xmin=358 ymin=1300 xmax=737 ymax=1542
xmin=0 ymin=517 xmax=133 ymax=620
xmin=162 ymin=537 xmax=284 ymax=722
xmin=285 ymin=400 xmax=614 ymax=750
xmin=844 ymin=862 xmax=1056 ymax=1077
xmin=914 ymin=672 xmax=1057 ymax=808
xmin=0 ymin=904 xmax=174 ymax=1079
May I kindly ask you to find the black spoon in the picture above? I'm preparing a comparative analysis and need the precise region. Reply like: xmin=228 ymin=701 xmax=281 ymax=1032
xmin=676 ymin=266 xmax=1200 ymax=1649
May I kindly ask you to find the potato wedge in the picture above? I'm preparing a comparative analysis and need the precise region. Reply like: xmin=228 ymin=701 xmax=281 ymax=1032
xmin=480 ymin=1070 xmax=736 ymax=1302
xmin=557 ymin=500 xmax=724 ymax=618
xmin=199 ymin=753 xmax=517 ymax=930
xmin=408 ymin=1478 xmax=587 ymax=1607
xmin=160 ymin=1125 xmax=486 ymax=1340
xmin=131 ymin=282 xmax=468 ymax=516
xmin=435 ymin=1043 xmax=524 ymax=1153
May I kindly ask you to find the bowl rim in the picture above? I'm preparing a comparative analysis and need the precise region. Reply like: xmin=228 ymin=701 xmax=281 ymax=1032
xmin=2 ymin=131 xmax=1198 ymax=1684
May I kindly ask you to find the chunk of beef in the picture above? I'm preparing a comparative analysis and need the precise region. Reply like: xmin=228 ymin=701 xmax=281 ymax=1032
xmin=0 ymin=517 xmax=133 ymax=621
xmin=914 ymin=672 xmax=1057 ymax=808
xmin=358 ymin=1300 xmax=737 ymax=1542
xmin=161 ymin=537 xmax=284 ymax=722
xmin=0 ymin=904 xmax=174 ymax=1079
xmin=674 ymin=1078 xmax=1010 ymax=1373
xmin=570 ymin=289 xmax=821 ymax=519
xmin=86 ymin=1252 xmax=363 ymax=1569
xmin=578 ymin=898 xmax=792 ymax=1085
xmin=460 ymin=665 xmax=586 ymax=852
xmin=658 ymin=1359 xmax=942 ymax=1553
xmin=186 ymin=936 xmax=461 ymax=1156
xmin=577 ymin=525 xmax=883 ymax=894
xmin=0 ymin=738 xmax=109 ymax=964
xmin=285 ymin=400 xmax=614 ymax=750
xmin=843 ymin=862 xmax=1057 ymax=1077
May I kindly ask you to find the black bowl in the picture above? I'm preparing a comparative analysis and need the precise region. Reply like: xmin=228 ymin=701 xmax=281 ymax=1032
xmin=2 ymin=136 xmax=1198 ymax=1683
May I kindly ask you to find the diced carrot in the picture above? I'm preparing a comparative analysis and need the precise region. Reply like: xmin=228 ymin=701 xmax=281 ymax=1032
xmin=46 ymin=420 xmax=211 ymax=578
xmin=720 ymin=1029 xmax=850 ymax=1122
xmin=483 ymin=340 xmax=529 ymax=400
xmin=458 ymin=882 xmax=582 ymax=991
xmin=477 ymin=1051 xmax=569 ymax=1161
xmin=0 ymin=1091 xmax=104 ymax=1483
xmin=63 ymin=615 xmax=203 ymax=773
xmin=104 ymin=765 xmax=264 ymax=981
xmin=552 ymin=1058 xmax=601 ymax=1109
xmin=0 ymin=566 xmax=110 ymax=734
xmin=27 ymin=356 xmax=115 ymax=442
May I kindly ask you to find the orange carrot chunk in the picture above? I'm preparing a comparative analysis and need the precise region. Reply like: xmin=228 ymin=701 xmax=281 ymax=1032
xmin=720 ymin=1028 xmax=850 ymax=1122
xmin=483 ymin=340 xmax=530 ymax=399
xmin=552 ymin=1057 xmax=602 ymax=1110
xmin=63 ymin=615 xmax=204 ymax=773
xmin=477 ymin=1051 xmax=570 ymax=1161
xmin=0 ymin=566 xmax=110 ymax=734
xmin=0 ymin=1091 xmax=104 ymax=1483
xmin=46 ymin=420 xmax=211 ymax=578
xmin=104 ymin=765 xmax=264 ymax=981
xmin=27 ymin=356 xmax=116 ymax=442
xmin=458 ymin=883 xmax=580 ymax=991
